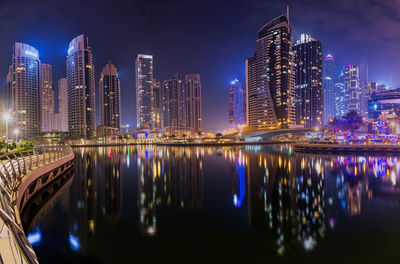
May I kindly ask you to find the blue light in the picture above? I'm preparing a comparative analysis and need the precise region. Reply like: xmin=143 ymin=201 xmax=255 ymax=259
xmin=68 ymin=45 xmax=74 ymax=55
xmin=27 ymin=231 xmax=42 ymax=245
xmin=69 ymin=233 xmax=80 ymax=251
xmin=25 ymin=50 xmax=38 ymax=59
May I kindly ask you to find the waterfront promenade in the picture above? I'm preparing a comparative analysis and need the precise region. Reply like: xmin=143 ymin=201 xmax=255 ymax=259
xmin=0 ymin=146 xmax=74 ymax=264
xmin=295 ymin=143 xmax=400 ymax=154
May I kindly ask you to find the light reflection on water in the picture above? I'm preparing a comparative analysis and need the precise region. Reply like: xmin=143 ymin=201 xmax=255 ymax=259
xmin=28 ymin=145 xmax=400 ymax=263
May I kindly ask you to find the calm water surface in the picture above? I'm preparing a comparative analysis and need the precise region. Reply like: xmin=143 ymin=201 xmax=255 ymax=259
xmin=26 ymin=145 xmax=400 ymax=263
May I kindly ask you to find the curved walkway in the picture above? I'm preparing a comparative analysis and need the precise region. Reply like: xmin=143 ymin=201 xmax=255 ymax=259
xmin=0 ymin=146 xmax=74 ymax=264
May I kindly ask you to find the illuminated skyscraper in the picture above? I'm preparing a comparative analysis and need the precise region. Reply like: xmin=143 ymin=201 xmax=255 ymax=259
xmin=344 ymin=65 xmax=361 ymax=114
xmin=99 ymin=61 xmax=121 ymax=131
xmin=161 ymin=73 xmax=188 ymax=134
xmin=40 ymin=63 xmax=54 ymax=132
xmin=135 ymin=54 xmax=153 ymax=129
xmin=7 ymin=42 xmax=40 ymax=139
xmin=152 ymin=79 xmax=161 ymax=131
xmin=294 ymin=34 xmax=323 ymax=127
xmin=185 ymin=74 xmax=202 ymax=133
xmin=246 ymin=9 xmax=295 ymax=129
xmin=334 ymin=82 xmax=345 ymax=117
xmin=359 ymin=58 xmax=369 ymax=118
xmin=228 ymin=79 xmax=246 ymax=129
xmin=66 ymin=34 xmax=95 ymax=139
xmin=323 ymin=54 xmax=336 ymax=121
xmin=58 ymin=78 xmax=68 ymax=132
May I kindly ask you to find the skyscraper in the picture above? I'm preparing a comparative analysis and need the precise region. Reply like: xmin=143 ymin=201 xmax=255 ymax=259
xmin=99 ymin=61 xmax=121 ymax=131
xmin=66 ymin=34 xmax=95 ymax=139
xmin=343 ymin=65 xmax=361 ymax=114
xmin=228 ymin=79 xmax=246 ymax=129
xmin=185 ymin=74 xmax=202 ymax=133
xmin=359 ymin=58 xmax=369 ymax=118
xmin=294 ymin=34 xmax=323 ymax=127
xmin=7 ymin=42 xmax=40 ymax=139
xmin=323 ymin=54 xmax=336 ymax=121
xmin=152 ymin=79 xmax=161 ymax=131
xmin=161 ymin=73 xmax=187 ymax=134
xmin=246 ymin=9 xmax=295 ymax=129
xmin=135 ymin=54 xmax=153 ymax=129
xmin=58 ymin=78 xmax=68 ymax=132
xmin=40 ymin=63 xmax=54 ymax=132
xmin=334 ymin=82 xmax=345 ymax=117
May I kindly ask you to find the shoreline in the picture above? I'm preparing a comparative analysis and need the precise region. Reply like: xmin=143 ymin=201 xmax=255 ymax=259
xmin=295 ymin=143 xmax=400 ymax=154
xmin=69 ymin=140 xmax=299 ymax=148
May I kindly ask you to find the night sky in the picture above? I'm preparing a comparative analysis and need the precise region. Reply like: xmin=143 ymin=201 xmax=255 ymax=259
xmin=0 ymin=0 xmax=399 ymax=131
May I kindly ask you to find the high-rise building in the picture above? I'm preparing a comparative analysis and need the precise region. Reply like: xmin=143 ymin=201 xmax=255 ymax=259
xmin=343 ymin=65 xmax=361 ymax=114
xmin=7 ymin=43 xmax=40 ymax=139
xmin=152 ymin=79 xmax=161 ymax=131
xmin=323 ymin=54 xmax=336 ymax=121
xmin=294 ymin=34 xmax=323 ymax=127
xmin=228 ymin=79 xmax=246 ymax=129
xmin=185 ymin=74 xmax=202 ymax=133
xmin=359 ymin=58 xmax=369 ymax=118
xmin=58 ymin=78 xmax=68 ymax=132
xmin=66 ymin=34 xmax=95 ymax=139
xmin=99 ymin=61 xmax=121 ymax=131
xmin=246 ymin=9 xmax=295 ymax=129
xmin=40 ymin=63 xmax=54 ymax=132
xmin=161 ymin=73 xmax=188 ymax=134
xmin=334 ymin=82 xmax=346 ymax=117
xmin=135 ymin=54 xmax=153 ymax=129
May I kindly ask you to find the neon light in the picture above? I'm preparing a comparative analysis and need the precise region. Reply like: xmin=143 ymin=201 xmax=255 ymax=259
xmin=25 ymin=50 xmax=38 ymax=59
xmin=69 ymin=233 xmax=80 ymax=251
xmin=68 ymin=45 xmax=74 ymax=55
xmin=27 ymin=231 xmax=42 ymax=245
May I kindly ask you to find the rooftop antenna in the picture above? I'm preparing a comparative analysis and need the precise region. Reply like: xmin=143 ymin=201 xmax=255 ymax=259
xmin=286 ymin=5 xmax=290 ymax=23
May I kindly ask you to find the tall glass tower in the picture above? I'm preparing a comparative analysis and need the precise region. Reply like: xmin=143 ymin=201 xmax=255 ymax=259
xmin=66 ymin=34 xmax=95 ymax=139
xmin=294 ymin=34 xmax=323 ymax=127
xmin=343 ymin=65 xmax=361 ymax=114
xmin=40 ymin=63 xmax=54 ymax=132
xmin=246 ymin=9 xmax=295 ymax=129
xmin=99 ymin=61 xmax=121 ymax=131
xmin=8 ymin=42 xmax=40 ymax=139
xmin=135 ymin=54 xmax=153 ymax=129
xmin=323 ymin=54 xmax=336 ymax=121
xmin=185 ymin=74 xmax=202 ymax=133
xmin=228 ymin=79 xmax=246 ymax=129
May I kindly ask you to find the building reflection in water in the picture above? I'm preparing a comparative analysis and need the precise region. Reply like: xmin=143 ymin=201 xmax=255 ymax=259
xmin=224 ymin=144 xmax=400 ymax=256
xmin=137 ymin=146 xmax=204 ymax=236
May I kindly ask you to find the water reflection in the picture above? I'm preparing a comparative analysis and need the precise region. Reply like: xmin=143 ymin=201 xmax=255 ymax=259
xmin=31 ymin=145 xmax=400 ymax=262
xmin=224 ymin=145 xmax=400 ymax=256
xmin=137 ymin=146 xmax=204 ymax=236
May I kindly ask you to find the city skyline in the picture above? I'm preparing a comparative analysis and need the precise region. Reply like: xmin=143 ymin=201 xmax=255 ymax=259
xmin=0 ymin=0 xmax=398 ymax=131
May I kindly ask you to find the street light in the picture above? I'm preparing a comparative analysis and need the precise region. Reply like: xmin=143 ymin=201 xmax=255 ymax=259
xmin=3 ymin=113 xmax=10 ymax=142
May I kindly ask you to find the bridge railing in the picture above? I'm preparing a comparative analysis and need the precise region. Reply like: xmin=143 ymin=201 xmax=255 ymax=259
xmin=0 ymin=145 xmax=73 ymax=264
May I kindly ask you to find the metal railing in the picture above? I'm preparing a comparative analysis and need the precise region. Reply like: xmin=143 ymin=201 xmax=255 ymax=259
xmin=0 ymin=145 xmax=73 ymax=264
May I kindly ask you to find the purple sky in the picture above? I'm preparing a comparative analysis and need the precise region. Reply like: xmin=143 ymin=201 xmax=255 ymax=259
xmin=0 ymin=0 xmax=399 ymax=131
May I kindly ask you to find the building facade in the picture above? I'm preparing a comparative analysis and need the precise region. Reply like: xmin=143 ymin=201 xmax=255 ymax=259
xmin=7 ymin=42 xmax=40 ymax=139
xmin=294 ymin=34 xmax=323 ymax=127
xmin=185 ymin=74 xmax=202 ymax=133
xmin=359 ymin=58 xmax=369 ymax=118
xmin=323 ymin=54 xmax=336 ymax=122
xmin=99 ymin=61 xmax=121 ymax=131
xmin=66 ymin=34 xmax=95 ymax=139
xmin=161 ymin=74 xmax=188 ymax=134
xmin=152 ymin=80 xmax=161 ymax=131
xmin=58 ymin=78 xmax=68 ymax=132
xmin=343 ymin=65 xmax=361 ymax=115
xmin=135 ymin=54 xmax=153 ymax=129
xmin=246 ymin=11 xmax=295 ymax=129
xmin=228 ymin=79 xmax=246 ymax=129
xmin=40 ymin=63 xmax=54 ymax=132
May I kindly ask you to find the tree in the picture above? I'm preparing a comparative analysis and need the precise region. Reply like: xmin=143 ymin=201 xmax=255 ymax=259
xmin=328 ymin=117 xmax=343 ymax=134
xmin=18 ymin=140 xmax=34 ymax=150
xmin=342 ymin=111 xmax=364 ymax=137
